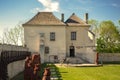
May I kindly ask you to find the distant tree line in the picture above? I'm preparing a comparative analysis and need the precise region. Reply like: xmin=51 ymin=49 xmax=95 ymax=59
xmin=89 ymin=20 xmax=120 ymax=53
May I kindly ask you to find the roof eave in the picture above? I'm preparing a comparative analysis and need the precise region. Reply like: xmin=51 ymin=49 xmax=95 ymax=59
xmin=22 ymin=24 xmax=66 ymax=26
xmin=88 ymin=30 xmax=95 ymax=36
xmin=66 ymin=23 xmax=91 ymax=27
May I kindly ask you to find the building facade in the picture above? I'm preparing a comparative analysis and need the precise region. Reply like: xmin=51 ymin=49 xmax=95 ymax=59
xmin=23 ymin=12 xmax=96 ymax=63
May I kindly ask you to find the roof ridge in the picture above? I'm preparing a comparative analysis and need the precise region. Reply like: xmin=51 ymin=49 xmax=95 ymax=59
xmin=65 ymin=13 xmax=86 ymax=25
xmin=23 ymin=12 xmax=65 ymax=26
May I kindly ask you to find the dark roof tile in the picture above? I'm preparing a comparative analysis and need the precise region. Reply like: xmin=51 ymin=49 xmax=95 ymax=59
xmin=65 ymin=13 xmax=87 ymax=25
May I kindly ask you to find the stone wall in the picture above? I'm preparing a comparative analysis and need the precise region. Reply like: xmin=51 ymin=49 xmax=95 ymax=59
xmin=85 ymin=47 xmax=96 ymax=63
xmin=0 ymin=44 xmax=28 ymax=51
xmin=0 ymin=44 xmax=29 ymax=80
xmin=8 ymin=60 xmax=25 ymax=79
xmin=66 ymin=26 xmax=95 ymax=57
xmin=98 ymin=53 xmax=120 ymax=62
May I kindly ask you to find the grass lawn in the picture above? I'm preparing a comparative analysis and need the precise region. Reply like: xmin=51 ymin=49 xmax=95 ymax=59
xmin=11 ymin=64 xmax=120 ymax=80
xmin=58 ymin=64 xmax=120 ymax=80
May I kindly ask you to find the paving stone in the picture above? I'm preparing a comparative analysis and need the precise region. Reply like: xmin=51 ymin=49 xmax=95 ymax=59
xmin=50 ymin=69 xmax=56 ymax=72
xmin=51 ymin=77 xmax=59 ymax=80
xmin=51 ymin=72 xmax=57 ymax=75
xmin=50 ymin=67 xmax=56 ymax=69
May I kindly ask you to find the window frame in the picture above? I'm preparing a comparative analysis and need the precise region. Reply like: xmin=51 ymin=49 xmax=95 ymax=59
xmin=45 ymin=46 xmax=49 ymax=54
xmin=71 ymin=32 xmax=76 ymax=40
xmin=50 ymin=32 xmax=55 ymax=41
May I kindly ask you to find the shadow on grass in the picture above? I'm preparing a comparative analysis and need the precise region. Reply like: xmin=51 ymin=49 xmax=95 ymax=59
xmin=10 ymin=63 xmax=63 ymax=80
xmin=47 ymin=63 xmax=63 ymax=80
xmin=60 ymin=72 xmax=68 ymax=73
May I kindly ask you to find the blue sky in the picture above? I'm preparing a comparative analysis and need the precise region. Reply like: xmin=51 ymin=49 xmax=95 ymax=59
xmin=0 ymin=0 xmax=120 ymax=37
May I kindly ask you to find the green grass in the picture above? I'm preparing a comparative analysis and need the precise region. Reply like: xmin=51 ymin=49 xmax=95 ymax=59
xmin=58 ymin=64 xmax=120 ymax=80
xmin=11 ymin=64 xmax=120 ymax=80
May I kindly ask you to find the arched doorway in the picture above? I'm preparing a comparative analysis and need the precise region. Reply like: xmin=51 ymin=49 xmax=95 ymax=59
xmin=69 ymin=45 xmax=75 ymax=57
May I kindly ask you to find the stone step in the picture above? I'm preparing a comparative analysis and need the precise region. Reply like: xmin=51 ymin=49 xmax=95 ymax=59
xmin=51 ymin=77 xmax=59 ymax=80
xmin=51 ymin=72 xmax=57 ymax=75
xmin=66 ymin=57 xmax=88 ymax=64
xmin=50 ymin=69 xmax=56 ymax=72
xmin=49 ymin=64 xmax=61 ymax=80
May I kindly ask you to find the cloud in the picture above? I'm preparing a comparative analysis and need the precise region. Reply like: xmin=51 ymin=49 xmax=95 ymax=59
xmin=30 ymin=8 xmax=41 ymax=13
xmin=111 ymin=3 xmax=120 ymax=7
xmin=37 ymin=0 xmax=59 ymax=12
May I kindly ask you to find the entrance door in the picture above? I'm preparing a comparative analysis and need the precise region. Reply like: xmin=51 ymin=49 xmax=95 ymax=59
xmin=70 ymin=46 xmax=75 ymax=57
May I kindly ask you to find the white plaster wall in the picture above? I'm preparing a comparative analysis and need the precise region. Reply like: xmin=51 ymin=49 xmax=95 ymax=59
xmin=24 ymin=25 xmax=95 ymax=63
xmin=24 ymin=26 xmax=66 ymax=62
xmin=66 ymin=26 xmax=95 ymax=56
xmin=88 ymin=31 xmax=95 ymax=46
xmin=8 ymin=60 xmax=25 ymax=79
xmin=85 ymin=48 xmax=96 ymax=63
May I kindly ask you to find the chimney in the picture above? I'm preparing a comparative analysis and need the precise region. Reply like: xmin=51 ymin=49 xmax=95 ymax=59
xmin=61 ymin=13 xmax=64 ymax=22
xmin=85 ymin=13 xmax=88 ymax=24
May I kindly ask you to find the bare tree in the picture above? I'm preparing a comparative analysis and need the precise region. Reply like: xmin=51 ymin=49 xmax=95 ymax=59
xmin=88 ymin=19 xmax=100 ymax=39
xmin=2 ymin=25 xmax=24 ymax=46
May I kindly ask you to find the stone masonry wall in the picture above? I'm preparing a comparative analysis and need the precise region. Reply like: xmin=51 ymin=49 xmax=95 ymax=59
xmin=8 ymin=60 xmax=25 ymax=79
xmin=0 ymin=44 xmax=29 ymax=79
xmin=98 ymin=53 xmax=120 ymax=62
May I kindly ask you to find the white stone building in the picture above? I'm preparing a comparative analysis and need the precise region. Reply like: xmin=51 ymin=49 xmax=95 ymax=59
xmin=23 ymin=12 xmax=96 ymax=63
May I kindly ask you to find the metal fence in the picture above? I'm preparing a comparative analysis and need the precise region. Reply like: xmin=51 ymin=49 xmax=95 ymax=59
xmin=0 ymin=44 xmax=31 ymax=80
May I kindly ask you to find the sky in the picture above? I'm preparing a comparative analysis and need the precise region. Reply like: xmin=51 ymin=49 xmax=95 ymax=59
xmin=0 ymin=0 xmax=120 ymax=37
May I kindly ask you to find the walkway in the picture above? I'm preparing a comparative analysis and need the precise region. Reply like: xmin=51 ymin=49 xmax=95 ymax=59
xmin=47 ymin=64 xmax=62 ymax=80
xmin=55 ymin=63 xmax=102 ymax=67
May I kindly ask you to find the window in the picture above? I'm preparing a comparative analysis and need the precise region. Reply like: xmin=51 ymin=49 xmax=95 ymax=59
xmin=40 ymin=33 xmax=44 ymax=37
xmin=50 ymin=32 xmax=55 ymax=41
xmin=45 ymin=46 xmax=49 ymax=54
xmin=71 ymin=32 xmax=76 ymax=40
